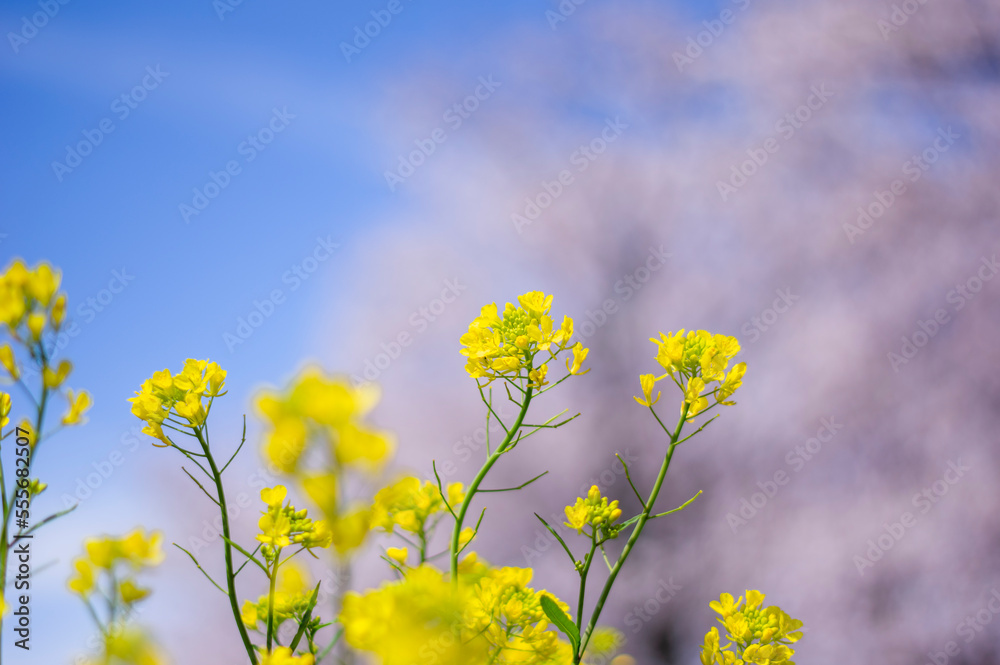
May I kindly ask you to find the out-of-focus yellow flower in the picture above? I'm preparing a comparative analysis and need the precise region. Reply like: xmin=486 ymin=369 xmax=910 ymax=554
xmin=42 ymin=359 xmax=72 ymax=388
xmin=341 ymin=565 xmax=490 ymax=665
xmin=26 ymin=313 xmax=45 ymax=341
xmin=67 ymin=558 xmax=96 ymax=595
xmin=256 ymin=368 xmax=392 ymax=474
xmin=329 ymin=505 xmax=371 ymax=556
xmin=119 ymin=580 xmax=151 ymax=604
xmin=371 ymin=477 xmax=463 ymax=536
xmin=259 ymin=647 xmax=314 ymax=665
xmin=0 ymin=344 xmax=18 ymax=380
xmin=62 ymin=389 xmax=92 ymax=426
xmin=386 ymin=547 xmax=408 ymax=564
xmin=0 ymin=392 xmax=10 ymax=428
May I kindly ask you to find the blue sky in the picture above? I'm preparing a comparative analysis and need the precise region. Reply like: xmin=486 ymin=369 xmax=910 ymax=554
xmin=0 ymin=0 xmax=731 ymax=661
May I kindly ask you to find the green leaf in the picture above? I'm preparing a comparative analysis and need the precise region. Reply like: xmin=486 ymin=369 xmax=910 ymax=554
xmin=540 ymin=594 xmax=579 ymax=653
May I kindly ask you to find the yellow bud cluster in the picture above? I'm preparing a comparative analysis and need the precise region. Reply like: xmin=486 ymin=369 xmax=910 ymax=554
xmin=564 ymin=485 xmax=623 ymax=539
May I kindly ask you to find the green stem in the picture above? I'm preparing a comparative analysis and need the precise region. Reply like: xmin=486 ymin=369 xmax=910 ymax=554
xmin=574 ymin=405 xmax=688 ymax=662
xmin=575 ymin=531 xmax=597 ymax=636
xmin=266 ymin=549 xmax=280 ymax=653
xmin=450 ymin=386 xmax=533 ymax=582
xmin=195 ymin=428 xmax=259 ymax=665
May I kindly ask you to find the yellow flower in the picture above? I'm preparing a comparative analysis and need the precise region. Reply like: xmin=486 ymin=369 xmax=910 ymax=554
xmin=717 ymin=362 xmax=746 ymax=405
xmin=633 ymin=374 xmax=660 ymax=407
xmin=62 ymin=389 xmax=92 ymax=426
xmin=329 ymin=506 xmax=371 ymax=556
xmin=683 ymin=377 xmax=708 ymax=418
xmin=50 ymin=294 xmax=67 ymax=329
xmin=42 ymin=359 xmax=72 ymax=388
xmin=566 ymin=342 xmax=590 ymax=375
xmin=386 ymin=547 xmax=408 ymax=564
xmin=26 ymin=263 xmax=60 ymax=307
xmin=119 ymin=529 xmax=165 ymax=567
xmin=0 ymin=345 xmax=18 ymax=379
xmin=260 ymin=647 xmax=314 ymax=665
xmin=119 ymin=580 xmax=151 ymax=604
xmin=0 ymin=392 xmax=10 ymax=428
xmin=517 ymin=291 xmax=553 ymax=319
xmin=527 ymin=363 xmax=549 ymax=388
xmin=67 ymin=558 xmax=95 ymax=595
xmin=261 ymin=485 xmax=288 ymax=509
xmin=335 ymin=422 xmax=395 ymax=469
xmin=26 ymin=313 xmax=45 ymax=340
xmin=241 ymin=599 xmax=260 ymax=628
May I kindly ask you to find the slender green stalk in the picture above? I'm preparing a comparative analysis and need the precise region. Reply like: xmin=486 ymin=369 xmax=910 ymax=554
xmin=195 ymin=428 xmax=259 ymax=665
xmin=575 ymin=532 xmax=598 ymax=637
xmin=266 ymin=550 xmax=280 ymax=653
xmin=574 ymin=404 xmax=689 ymax=663
xmin=450 ymin=386 xmax=533 ymax=582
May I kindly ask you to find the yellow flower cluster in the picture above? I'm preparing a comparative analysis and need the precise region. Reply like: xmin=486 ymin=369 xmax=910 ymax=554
xmin=0 ymin=259 xmax=65 ymax=341
xmin=467 ymin=566 xmax=574 ymax=664
xmin=259 ymin=647 xmax=314 ymax=665
xmin=701 ymin=591 xmax=803 ymax=665
xmin=341 ymin=563 xmax=577 ymax=665
xmin=459 ymin=291 xmax=588 ymax=384
xmin=256 ymin=486 xmax=332 ymax=557
xmin=0 ymin=392 xmax=10 ymax=428
xmin=241 ymin=561 xmax=317 ymax=632
xmin=81 ymin=629 xmax=168 ymax=665
xmin=341 ymin=565 xmax=490 ymax=665
xmin=564 ymin=485 xmax=623 ymax=539
xmin=371 ymin=476 xmax=464 ymax=535
xmin=256 ymin=367 xmax=393 ymax=474
xmin=0 ymin=259 xmax=92 ymax=426
xmin=638 ymin=330 xmax=746 ymax=419
xmin=67 ymin=529 xmax=164 ymax=599
xmin=128 ymin=359 xmax=226 ymax=446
